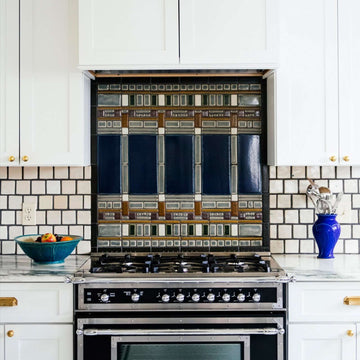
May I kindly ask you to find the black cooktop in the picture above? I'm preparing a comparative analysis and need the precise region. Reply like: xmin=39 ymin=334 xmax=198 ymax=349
xmin=90 ymin=253 xmax=272 ymax=274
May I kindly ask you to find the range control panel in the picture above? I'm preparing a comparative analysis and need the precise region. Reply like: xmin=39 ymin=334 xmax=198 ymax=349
xmin=83 ymin=287 xmax=277 ymax=304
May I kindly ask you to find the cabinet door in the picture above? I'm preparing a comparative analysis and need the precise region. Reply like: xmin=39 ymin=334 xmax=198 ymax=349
xmin=338 ymin=0 xmax=360 ymax=165
xmin=20 ymin=0 xmax=90 ymax=166
xmin=0 ymin=0 xmax=19 ymax=166
xmin=180 ymin=0 xmax=278 ymax=67
xmin=79 ymin=0 xmax=179 ymax=68
xmin=288 ymin=324 xmax=356 ymax=360
xmin=268 ymin=0 xmax=338 ymax=165
xmin=5 ymin=324 xmax=72 ymax=360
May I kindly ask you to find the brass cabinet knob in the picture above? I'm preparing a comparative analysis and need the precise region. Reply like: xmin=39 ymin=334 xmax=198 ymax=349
xmin=7 ymin=330 xmax=14 ymax=337
xmin=329 ymin=156 xmax=336 ymax=162
xmin=22 ymin=155 xmax=29 ymax=162
xmin=343 ymin=156 xmax=350 ymax=162
xmin=8 ymin=156 xmax=15 ymax=162
xmin=0 ymin=297 xmax=18 ymax=306
xmin=344 ymin=296 xmax=360 ymax=305
xmin=347 ymin=330 xmax=354 ymax=337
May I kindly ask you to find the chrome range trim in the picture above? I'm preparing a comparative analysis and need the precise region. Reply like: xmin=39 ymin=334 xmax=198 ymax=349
xmin=77 ymin=282 xmax=284 ymax=311
xmin=76 ymin=317 xmax=284 ymax=360
xmin=83 ymin=328 xmax=284 ymax=336
xmin=110 ymin=335 xmax=250 ymax=360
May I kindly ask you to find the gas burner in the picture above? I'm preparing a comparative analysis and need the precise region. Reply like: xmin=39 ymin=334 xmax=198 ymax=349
xmin=90 ymin=253 xmax=273 ymax=275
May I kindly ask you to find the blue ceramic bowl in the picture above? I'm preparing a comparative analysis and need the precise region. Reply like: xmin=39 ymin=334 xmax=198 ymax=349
xmin=15 ymin=234 xmax=82 ymax=264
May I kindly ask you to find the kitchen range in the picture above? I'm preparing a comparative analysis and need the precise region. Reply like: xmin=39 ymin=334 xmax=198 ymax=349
xmin=72 ymin=76 xmax=290 ymax=360
xmin=73 ymin=252 xmax=289 ymax=360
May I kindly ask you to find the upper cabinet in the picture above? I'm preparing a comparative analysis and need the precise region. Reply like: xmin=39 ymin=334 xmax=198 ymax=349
xmin=79 ymin=0 xmax=179 ymax=67
xmin=180 ymin=0 xmax=278 ymax=67
xmin=78 ymin=0 xmax=279 ymax=69
xmin=0 ymin=0 xmax=91 ymax=167
xmin=268 ymin=0 xmax=360 ymax=166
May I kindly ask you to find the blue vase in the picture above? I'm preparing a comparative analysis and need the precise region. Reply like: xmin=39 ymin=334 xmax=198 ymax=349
xmin=312 ymin=214 xmax=341 ymax=259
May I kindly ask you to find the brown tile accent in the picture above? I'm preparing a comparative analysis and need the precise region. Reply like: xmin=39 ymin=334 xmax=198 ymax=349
xmin=231 ymin=113 xmax=238 ymax=127
xmin=195 ymin=113 xmax=201 ymax=127
xmin=122 ymin=113 xmax=129 ymax=127
xmin=231 ymin=201 xmax=239 ymax=217
xmin=122 ymin=201 xmax=129 ymax=216
xmin=158 ymin=112 xmax=165 ymax=128
xmin=158 ymin=202 xmax=165 ymax=216
xmin=195 ymin=201 xmax=202 ymax=216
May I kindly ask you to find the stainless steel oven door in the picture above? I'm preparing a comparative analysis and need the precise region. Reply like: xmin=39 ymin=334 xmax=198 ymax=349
xmin=76 ymin=316 xmax=285 ymax=360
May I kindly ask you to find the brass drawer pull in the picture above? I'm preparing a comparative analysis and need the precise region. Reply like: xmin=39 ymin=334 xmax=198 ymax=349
xmin=0 ymin=297 xmax=18 ymax=306
xmin=347 ymin=330 xmax=354 ymax=337
xmin=344 ymin=296 xmax=360 ymax=305
xmin=7 ymin=330 xmax=14 ymax=337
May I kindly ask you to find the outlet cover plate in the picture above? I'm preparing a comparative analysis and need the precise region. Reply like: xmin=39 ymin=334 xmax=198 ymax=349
xmin=22 ymin=203 xmax=36 ymax=226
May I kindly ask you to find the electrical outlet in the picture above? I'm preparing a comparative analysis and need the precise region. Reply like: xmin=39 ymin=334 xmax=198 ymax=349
xmin=22 ymin=202 xmax=37 ymax=225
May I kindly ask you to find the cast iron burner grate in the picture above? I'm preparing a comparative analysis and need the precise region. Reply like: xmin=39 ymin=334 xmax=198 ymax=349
xmin=90 ymin=253 xmax=271 ymax=274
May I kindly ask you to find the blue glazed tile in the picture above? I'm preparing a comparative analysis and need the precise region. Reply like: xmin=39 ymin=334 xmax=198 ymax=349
xmin=98 ymin=135 xmax=121 ymax=194
xmin=202 ymin=135 xmax=230 ymax=195
xmin=128 ymin=135 xmax=157 ymax=194
xmin=238 ymin=134 xmax=262 ymax=194
xmin=165 ymin=135 xmax=194 ymax=194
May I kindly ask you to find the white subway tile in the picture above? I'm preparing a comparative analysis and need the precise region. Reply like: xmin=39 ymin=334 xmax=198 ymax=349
xmin=344 ymin=179 xmax=358 ymax=193
xmin=9 ymin=226 xmax=23 ymax=238
xmin=54 ymin=225 xmax=68 ymax=235
xmin=337 ymin=166 xmax=350 ymax=178
xmin=39 ymin=225 xmax=53 ymax=234
xmin=77 ymin=240 xmax=91 ymax=254
xmin=270 ymin=225 xmax=277 ymax=239
xmin=334 ymin=239 xmax=344 ymax=254
xmin=84 ymin=166 xmax=91 ymax=179
xmin=2 ymin=241 xmax=15 ymax=254
xmin=300 ymin=209 xmax=315 ymax=223
xmin=32 ymin=180 xmax=46 ymax=194
xmin=54 ymin=196 xmax=68 ymax=209
xmin=39 ymin=167 xmax=53 ymax=179
xmin=270 ymin=240 xmax=284 ymax=253
xmin=47 ymin=180 xmax=61 ymax=194
xmin=23 ymin=167 xmax=38 ymax=179
xmin=341 ymin=225 xmax=351 ymax=238
xmin=69 ymin=195 xmax=83 ymax=209
xmin=84 ymin=226 xmax=91 ymax=239
xmin=70 ymin=167 xmax=83 ymax=179
xmin=292 ymin=194 xmax=307 ymax=208
xmin=269 ymin=180 xmax=283 ymax=193
xmin=277 ymin=166 xmax=290 ymax=178
xmin=16 ymin=181 xmax=30 ymax=194
xmin=291 ymin=166 xmax=305 ymax=179
xmin=84 ymin=195 xmax=91 ymax=209
xmin=284 ymin=180 xmax=298 ymax=194
xmin=345 ymin=240 xmax=359 ymax=253
xmin=270 ymin=210 xmax=283 ymax=223
xmin=62 ymin=211 xmax=76 ymax=224
xmin=307 ymin=166 xmax=320 ymax=179
xmin=8 ymin=167 xmax=22 ymax=179
xmin=39 ymin=196 xmax=53 ymax=209
xmin=329 ymin=180 xmax=343 ymax=193
xmin=0 ymin=168 xmax=7 ymax=178
xmin=77 ymin=181 xmax=91 ymax=194
xmin=285 ymin=210 xmax=299 ymax=223
xmin=300 ymin=239 xmax=314 ymax=253
xmin=23 ymin=226 xmax=38 ymax=235
xmin=37 ymin=211 xmax=46 ymax=224
xmin=269 ymin=195 xmax=277 ymax=208
xmin=8 ymin=196 xmax=22 ymax=209
xmin=1 ymin=181 xmax=15 ymax=194
xmin=269 ymin=166 xmax=276 ymax=179
xmin=285 ymin=239 xmax=299 ymax=253
xmin=47 ymin=210 xmax=62 ymax=224
xmin=277 ymin=195 xmax=291 ymax=208
xmin=54 ymin=167 xmax=69 ymax=179
xmin=321 ymin=166 xmax=335 ymax=179
xmin=0 ymin=226 xmax=8 ymax=239
xmin=0 ymin=196 xmax=7 ymax=209
xmin=293 ymin=225 xmax=307 ymax=239
xmin=77 ymin=211 xmax=91 ymax=224
xmin=278 ymin=225 xmax=291 ymax=238
xmin=1 ymin=211 xmax=15 ymax=224
xmin=62 ymin=180 xmax=76 ymax=194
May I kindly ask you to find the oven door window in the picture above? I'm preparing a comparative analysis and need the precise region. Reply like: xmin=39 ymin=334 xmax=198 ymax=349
xmin=112 ymin=336 xmax=250 ymax=360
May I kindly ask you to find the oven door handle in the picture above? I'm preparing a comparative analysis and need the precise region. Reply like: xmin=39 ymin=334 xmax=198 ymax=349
xmin=78 ymin=327 xmax=285 ymax=336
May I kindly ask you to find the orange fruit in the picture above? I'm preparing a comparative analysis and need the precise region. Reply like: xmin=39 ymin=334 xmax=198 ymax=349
xmin=61 ymin=236 xmax=73 ymax=241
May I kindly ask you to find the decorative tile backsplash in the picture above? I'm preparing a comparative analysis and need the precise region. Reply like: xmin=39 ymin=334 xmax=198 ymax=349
xmin=270 ymin=166 xmax=360 ymax=254
xmin=0 ymin=167 xmax=91 ymax=254
xmin=94 ymin=78 xmax=267 ymax=252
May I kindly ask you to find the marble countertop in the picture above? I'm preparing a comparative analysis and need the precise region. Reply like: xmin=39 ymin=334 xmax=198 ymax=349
xmin=274 ymin=254 xmax=360 ymax=282
xmin=0 ymin=255 xmax=90 ymax=282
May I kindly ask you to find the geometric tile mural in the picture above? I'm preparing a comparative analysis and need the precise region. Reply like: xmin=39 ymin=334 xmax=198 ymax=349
xmin=95 ymin=78 xmax=266 ymax=251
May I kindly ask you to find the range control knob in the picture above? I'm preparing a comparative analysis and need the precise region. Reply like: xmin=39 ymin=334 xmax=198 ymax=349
xmin=237 ymin=293 xmax=246 ymax=302
xmin=176 ymin=293 xmax=185 ymax=302
xmin=161 ymin=294 xmax=170 ymax=303
xmin=192 ymin=293 xmax=200 ymax=302
xmin=100 ymin=293 xmax=109 ymax=302
xmin=207 ymin=293 xmax=216 ymax=302
xmin=131 ymin=293 xmax=140 ymax=302
xmin=252 ymin=293 xmax=261 ymax=302
xmin=222 ymin=293 xmax=231 ymax=302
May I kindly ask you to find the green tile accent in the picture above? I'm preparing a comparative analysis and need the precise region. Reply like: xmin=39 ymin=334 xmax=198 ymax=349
xmin=151 ymin=225 xmax=157 ymax=236
xmin=202 ymin=95 xmax=208 ymax=106
xmin=166 ymin=224 xmax=172 ymax=236
xmin=224 ymin=94 xmax=230 ymax=106
xmin=188 ymin=224 xmax=194 ymax=236
xmin=151 ymin=95 xmax=157 ymax=106
xmin=129 ymin=224 xmax=135 ymax=236
xmin=129 ymin=94 xmax=135 ymax=106
xmin=166 ymin=95 xmax=172 ymax=106
xmin=203 ymin=224 xmax=209 ymax=236
xmin=224 ymin=224 xmax=230 ymax=236
xmin=188 ymin=95 xmax=194 ymax=106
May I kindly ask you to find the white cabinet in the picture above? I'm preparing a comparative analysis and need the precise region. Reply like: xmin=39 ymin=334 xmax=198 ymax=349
xmin=0 ymin=0 xmax=19 ymax=166
xmin=0 ymin=283 xmax=73 ymax=360
xmin=267 ymin=0 xmax=338 ymax=166
xmin=79 ymin=0 xmax=179 ymax=68
xmin=288 ymin=282 xmax=360 ymax=360
xmin=338 ymin=0 xmax=360 ymax=165
xmin=268 ymin=0 xmax=360 ymax=166
xmin=0 ymin=0 xmax=91 ymax=167
xmin=78 ymin=0 xmax=278 ymax=69
xmin=180 ymin=0 xmax=278 ymax=67
xmin=4 ymin=324 xmax=73 ymax=360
